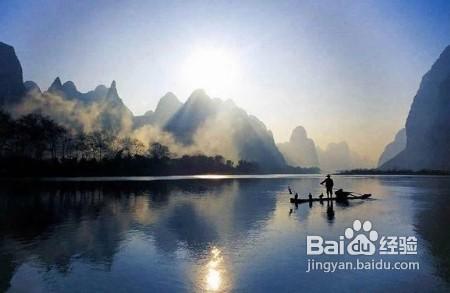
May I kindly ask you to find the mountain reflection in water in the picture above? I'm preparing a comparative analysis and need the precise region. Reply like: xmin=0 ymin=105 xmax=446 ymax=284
xmin=0 ymin=176 xmax=449 ymax=292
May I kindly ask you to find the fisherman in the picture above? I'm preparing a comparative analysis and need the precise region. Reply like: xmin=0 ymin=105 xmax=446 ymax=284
xmin=320 ymin=174 xmax=334 ymax=198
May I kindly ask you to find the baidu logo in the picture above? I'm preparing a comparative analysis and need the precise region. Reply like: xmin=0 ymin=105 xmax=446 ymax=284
xmin=345 ymin=220 xmax=378 ymax=255
xmin=307 ymin=220 xmax=417 ymax=256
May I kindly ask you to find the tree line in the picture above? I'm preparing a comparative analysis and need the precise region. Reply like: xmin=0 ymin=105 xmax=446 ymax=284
xmin=0 ymin=110 xmax=146 ymax=160
xmin=0 ymin=110 xmax=321 ymax=176
xmin=0 ymin=110 xmax=259 ymax=176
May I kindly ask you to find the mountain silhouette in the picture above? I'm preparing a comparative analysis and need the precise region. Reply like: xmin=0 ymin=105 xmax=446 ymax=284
xmin=23 ymin=81 xmax=41 ymax=95
xmin=377 ymin=128 xmax=406 ymax=167
xmin=317 ymin=142 xmax=352 ymax=171
xmin=19 ymin=75 xmax=134 ymax=134
xmin=317 ymin=141 xmax=373 ymax=172
xmin=47 ymin=77 xmax=122 ymax=104
xmin=164 ymin=89 xmax=286 ymax=169
xmin=0 ymin=42 xmax=25 ymax=106
xmin=133 ymin=92 xmax=182 ymax=128
xmin=381 ymin=45 xmax=450 ymax=170
xmin=278 ymin=126 xmax=319 ymax=168
xmin=0 ymin=42 xmax=288 ymax=169
xmin=152 ymin=92 xmax=183 ymax=126
xmin=165 ymin=89 xmax=220 ymax=144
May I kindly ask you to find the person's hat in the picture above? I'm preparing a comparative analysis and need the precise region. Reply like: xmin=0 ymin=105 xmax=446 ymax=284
xmin=326 ymin=174 xmax=331 ymax=178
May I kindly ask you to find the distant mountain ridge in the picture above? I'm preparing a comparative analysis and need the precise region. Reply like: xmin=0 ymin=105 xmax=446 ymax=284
xmin=0 ymin=40 xmax=391 ymax=171
xmin=47 ymin=77 xmax=121 ymax=104
xmin=317 ymin=141 xmax=374 ymax=172
xmin=0 ymin=41 xmax=287 ymax=169
xmin=278 ymin=126 xmax=319 ymax=168
xmin=165 ymin=89 xmax=220 ymax=144
xmin=164 ymin=89 xmax=286 ymax=169
xmin=45 ymin=78 xmax=134 ymax=133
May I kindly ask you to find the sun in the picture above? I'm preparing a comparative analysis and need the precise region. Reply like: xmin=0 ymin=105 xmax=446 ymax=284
xmin=182 ymin=47 xmax=240 ymax=94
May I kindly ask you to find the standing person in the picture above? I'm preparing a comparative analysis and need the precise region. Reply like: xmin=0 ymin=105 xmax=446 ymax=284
xmin=320 ymin=175 xmax=334 ymax=198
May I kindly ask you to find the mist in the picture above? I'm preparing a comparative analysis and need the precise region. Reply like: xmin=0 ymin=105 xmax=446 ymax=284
xmin=8 ymin=87 xmax=242 ymax=161
xmin=10 ymin=91 xmax=133 ymax=135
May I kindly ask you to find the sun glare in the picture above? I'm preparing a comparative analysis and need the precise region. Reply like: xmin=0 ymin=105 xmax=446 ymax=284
xmin=182 ymin=47 xmax=240 ymax=93
xmin=206 ymin=247 xmax=223 ymax=291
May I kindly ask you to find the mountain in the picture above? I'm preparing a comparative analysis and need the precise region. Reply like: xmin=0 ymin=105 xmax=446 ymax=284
xmin=317 ymin=142 xmax=352 ymax=172
xmin=47 ymin=77 xmax=113 ymax=103
xmin=152 ymin=92 xmax=182 ymax=126
xmin=317 ymin=141 xmax=374 ymax=172
xmin=24 ymin=81 xmax=41 ymax=95
xmin=165 ymin=89 xmax=220 ymax=144
xmin=278 ymin=126 xmax=319 ymax=167
xmin=95 ymin=80 xmax=134 ymax=133
xmin=233 ymin=111 xmax=287 ymax=169
xmin=0 ymin=41 xmax=305 ymax=169
xmin=381 ymin=45 xmax=450 ymax=170
xmin=0 ymin=42 xmax=25 ymax=106
xmin=164 ymin=89 xmax=286 ymax=169
xmin=17 ymin=77 xmax=134 ymax=134
xmin=133 ymin=92 xmax=182 ymax=128
xmin=48 ymin=78 xmax=83 ymax=100
xmin=133 ymin=110 xmax=154 ymax=129
xmin=377 ymin=128 xmax=406 ymax=167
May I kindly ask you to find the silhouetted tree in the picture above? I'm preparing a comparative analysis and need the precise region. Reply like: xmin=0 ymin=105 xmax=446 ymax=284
xmin=90 ymin=131 xmax=115 ymax=160
xmin=14 ymin=114 xmax=64 ymax=159
xmin=41 ymin=118 xmax=66 ymax=159
xmin=118 ymin=137 xmax=145 ymax=157
xmin=74 ymin=133 xmax=91 ymax=159
xmin=0 ymin=110 xmax=14 ymax=155
xmin=0 ymin=111 xmax=319 ymax=176
xmin=149 ymin=142 xmax=171 ymax=160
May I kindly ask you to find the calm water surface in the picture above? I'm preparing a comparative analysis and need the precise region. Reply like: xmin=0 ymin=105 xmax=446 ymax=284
xmin=1 ymin=175 xmax=450 ymax=292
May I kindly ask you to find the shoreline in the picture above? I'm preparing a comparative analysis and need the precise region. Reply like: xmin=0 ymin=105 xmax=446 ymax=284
xmin=1 ymin=173 xmax=450 ymax=182
xmin=335 ymin=169 xmax=450 ymax=176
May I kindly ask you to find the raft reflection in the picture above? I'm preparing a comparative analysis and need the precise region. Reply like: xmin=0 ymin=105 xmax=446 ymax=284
xmin=1 ymin=177 xmax=448 ymax=292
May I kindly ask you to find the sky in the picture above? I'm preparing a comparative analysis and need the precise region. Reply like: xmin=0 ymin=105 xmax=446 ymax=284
xmin=1 ymin=0 xmax=449 ymax=161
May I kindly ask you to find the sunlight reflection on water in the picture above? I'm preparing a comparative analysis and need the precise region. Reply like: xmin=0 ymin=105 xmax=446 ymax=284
xmin=206 ymin=247 xmax=223 ymax=291
xmin=1 ymin=176 xmax=450 ymax=292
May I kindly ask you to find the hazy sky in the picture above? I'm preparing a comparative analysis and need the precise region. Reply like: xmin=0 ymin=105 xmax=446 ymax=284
xmin=1 ymin=0 xmax=449 ymax=161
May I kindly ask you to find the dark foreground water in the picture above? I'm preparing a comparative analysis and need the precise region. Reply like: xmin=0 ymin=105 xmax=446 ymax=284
xmin=1 ymin=175 xmax=450 ymax=292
